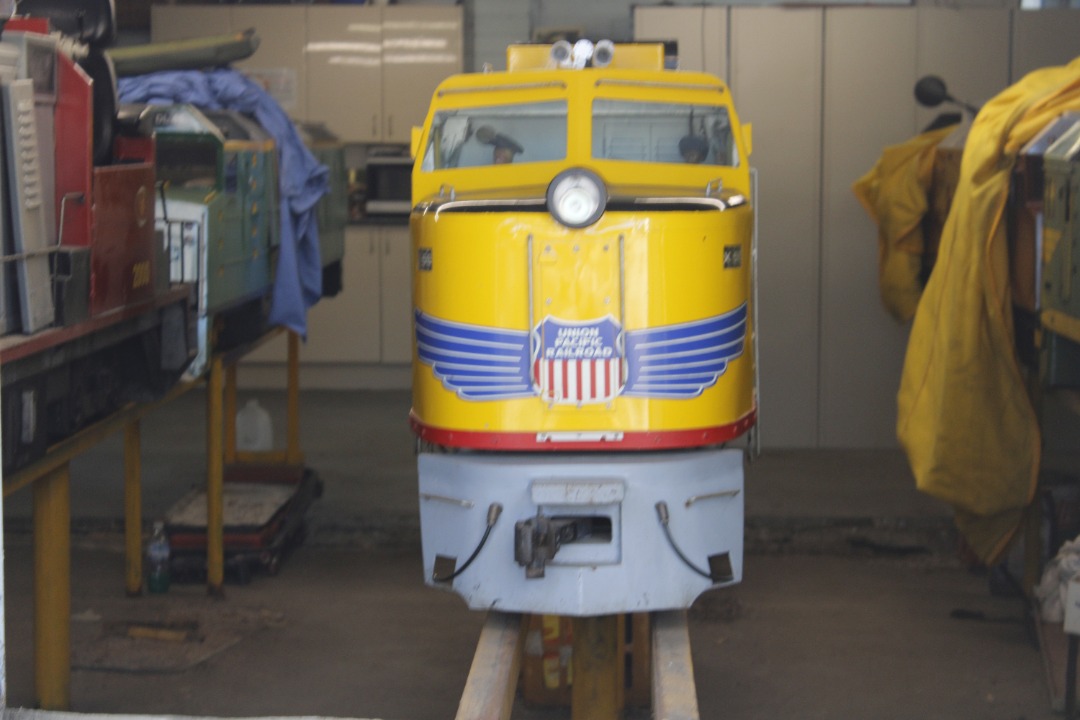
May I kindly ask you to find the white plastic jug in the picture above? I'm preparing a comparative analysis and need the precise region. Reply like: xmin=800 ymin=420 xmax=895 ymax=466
xmin=236 ymin=398 xmax=273 ymax=452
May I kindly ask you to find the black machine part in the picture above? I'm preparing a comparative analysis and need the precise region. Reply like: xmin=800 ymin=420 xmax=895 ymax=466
xmin=16 ymin=0 xmax=116 ymax=47
xmin=914 ymin=74 xmax=980 ymax=116
xmin=78 ymin=48 xmax=118 ymax=166
xmin=514 ymin=514 xmax=602 ymax=579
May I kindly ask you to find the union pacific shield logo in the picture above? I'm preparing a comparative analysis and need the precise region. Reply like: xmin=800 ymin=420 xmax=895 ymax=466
xmin=534 ymin=316 xmax=623 ymax=404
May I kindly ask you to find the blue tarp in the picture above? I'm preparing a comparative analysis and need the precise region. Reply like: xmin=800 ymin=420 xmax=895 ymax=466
xmin=118 ymin=69 xmax=329 ymax=338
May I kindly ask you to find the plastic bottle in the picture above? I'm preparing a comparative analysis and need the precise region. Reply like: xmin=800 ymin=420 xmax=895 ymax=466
xmin=236 ymin=398 xmax=273 ymax=452
xmin=147 ymin=521 xmax=171 ymax=593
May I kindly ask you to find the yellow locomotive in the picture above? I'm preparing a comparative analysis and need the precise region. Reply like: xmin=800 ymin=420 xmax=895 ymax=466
xmin=411 ymin=41 xmax=756 ymax=615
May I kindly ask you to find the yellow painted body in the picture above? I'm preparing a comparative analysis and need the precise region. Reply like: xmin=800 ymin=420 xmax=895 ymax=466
xmin=411 ymin=47 xmax=755 ymax=445
xmin=412 ymin=208 xmax=754 ymax=436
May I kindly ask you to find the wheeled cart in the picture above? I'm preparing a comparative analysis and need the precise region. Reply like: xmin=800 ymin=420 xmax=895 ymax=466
xmin=165 ymin=464 xmax=322 ymax=583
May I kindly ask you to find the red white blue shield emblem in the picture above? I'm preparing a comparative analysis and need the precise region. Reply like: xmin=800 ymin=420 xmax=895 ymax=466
xmin=533 ymin=316 xmax=623 ymax=404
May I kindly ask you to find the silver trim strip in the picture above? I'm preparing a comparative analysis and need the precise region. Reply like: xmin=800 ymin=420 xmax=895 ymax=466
xmin=684 ymin=489 xmax=741 ymax=508
xmin=630 ymin=195 xmax=746 ymax=210
xmin=420 ymin=493 xmax=475 ymax=509
xmin=527 ymin=233 xmax=535 ymax=386
xmin=438 ymin=81 xmax=567 ymax=97
xmin=417 ymin=195 xmax=748 ymax=215
xmin=751 ymin=166 xmax=761 ymax=458
xmin=536 ymin=431 xmax=625 ymax=443
xmin=594 ymin=79 xmax=724 ymax=93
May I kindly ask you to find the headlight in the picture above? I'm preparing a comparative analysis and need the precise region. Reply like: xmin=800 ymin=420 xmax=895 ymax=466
xmin=546 ymin=168 xmax=607 ymax=228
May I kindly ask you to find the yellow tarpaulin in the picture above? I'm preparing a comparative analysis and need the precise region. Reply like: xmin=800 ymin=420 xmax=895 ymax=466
xmin=897 ymin=57 xmax=1080 ymax=564
xmin=853 ymin=124 xmax=958 ymax=323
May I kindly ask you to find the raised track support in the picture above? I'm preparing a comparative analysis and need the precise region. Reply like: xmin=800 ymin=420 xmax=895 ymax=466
xmin=455 ymin=610 xmax=699 ymax=719
xmin=571 ymin=615 xmax=623 ymax=719
xmin=652 ymin=611 xmax=701 ymax=720
xmin=456 ymin=612 xmax=525 ymax=720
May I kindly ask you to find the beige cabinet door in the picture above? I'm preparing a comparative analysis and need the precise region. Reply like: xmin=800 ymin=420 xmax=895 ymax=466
xmin=379 ymin=226 xmax=414 ymax=363
xmin=633 ymin=6 xmax=706 ymax=71
xmin=230 ymin=6 xmax=309 ymax=121
xmin=381 ymin=5 xmax=463 ymax=144
xmin=241 ymin=227 xmax=380 ymax=363
xmin=151 ymin=5 xmax=231 ymax=43
xmin=306 ymin=6 xmax=384 ymax=143
xmin=308 ymin=226 xmax=382 ymax=363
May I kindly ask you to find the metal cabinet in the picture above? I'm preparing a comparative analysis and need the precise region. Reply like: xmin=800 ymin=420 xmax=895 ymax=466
xmin=305 ymin=6 xmax=383 ymax=143
xmin=306 ymin=5 xmax=462 ymax=143
xmin=231 ymin=5 xmax=309 ymax=121
xmin=377 ymin=225 xmax=413 ymax=363
xmin=150 ymin=5 xmax=309 ymax=120
xmin=153 ymin=5 xmax=463 ymax=145
xmin=313 ymin=225 xmax=410 ymax=364
xmin=380 ymin=5 xmax=463 ymax=144
xmin=303 ymin=227 xmax=382 ymax=363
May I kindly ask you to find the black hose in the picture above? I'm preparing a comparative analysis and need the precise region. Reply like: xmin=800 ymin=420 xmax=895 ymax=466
xmin=433 ymin=503 xmax=502 ymax=583
xmin=655 ymin=501 xmax=715 ymax=581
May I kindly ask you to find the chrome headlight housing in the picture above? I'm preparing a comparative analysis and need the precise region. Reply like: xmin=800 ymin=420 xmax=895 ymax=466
xmin=546 ymin=168 xmax=607 ymax=229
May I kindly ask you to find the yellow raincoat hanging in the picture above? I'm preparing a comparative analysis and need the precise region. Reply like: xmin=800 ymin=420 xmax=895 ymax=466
xmin=897 ymin=57 xmax=1080 ymax=564
xmin=853 ymin=124 xmax=957 ymax=323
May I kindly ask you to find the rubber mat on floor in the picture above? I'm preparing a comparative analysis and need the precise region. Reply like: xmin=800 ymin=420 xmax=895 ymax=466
xmin=70 ymin=596 xmax=285 ymax=673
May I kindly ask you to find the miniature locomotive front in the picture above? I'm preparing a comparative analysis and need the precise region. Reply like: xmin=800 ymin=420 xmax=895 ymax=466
xmin=411 ymin=41 xmax=756 ymax=615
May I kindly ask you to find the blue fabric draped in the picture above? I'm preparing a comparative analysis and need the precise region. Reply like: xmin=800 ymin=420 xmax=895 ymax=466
xmin=118 ymin=69 xmax=329 ymax=338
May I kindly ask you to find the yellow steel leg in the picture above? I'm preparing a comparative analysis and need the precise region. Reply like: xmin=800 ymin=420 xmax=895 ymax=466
xmin=286 ymin=331 xmax=301 ymax=465
xmin=571 ymin=615 xmax=623 ymax=720
xmin=224 ymin=363 xmax=237 ymax=465
xmin=207 ymin=355 xmax=225 ymax=596
xmin=124 ymin=420 xmax=143 ymax=596
xmin=34 ymin=463 xmax=71 ymax=710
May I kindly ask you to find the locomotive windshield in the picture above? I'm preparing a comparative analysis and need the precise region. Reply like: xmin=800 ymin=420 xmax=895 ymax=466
xmin=592 ymin=99 xmax=737 ymax=167
xmin=421 ymin=100 xmax=568 ymax=170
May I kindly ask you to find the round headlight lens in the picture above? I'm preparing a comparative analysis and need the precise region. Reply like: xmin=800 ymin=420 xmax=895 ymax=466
xmin=547 ymin=169 xmax=607 ymax=228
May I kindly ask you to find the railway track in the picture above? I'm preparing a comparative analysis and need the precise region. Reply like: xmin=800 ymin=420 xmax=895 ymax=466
xmin=455 ymin=611 xmax=700 ymax=720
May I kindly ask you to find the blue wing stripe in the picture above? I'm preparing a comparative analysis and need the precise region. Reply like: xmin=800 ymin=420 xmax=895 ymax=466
xmin=636 ymin=342 xmax=743 ymax=367
xmin=415 ymin=310 xmax=533 ymax=400
xmin=437 ymin=367 xmax=525 ymax=378
xmin=633 ymin=384 xmax=723 ymax=394
xmin=455 ymin=389 xmax=531 ymax=398
xmin=636 ymin=368 xmax=727 ymax=381
xmin=627 ymin=305 xmax=746 ymax=346
xmin=624 ymin=305 xmax=747 ymax=398
xmin=417 ymin=340 xmax=524 ymax=364
xmin=417 ymin=345 xmax=524 ymax=366
xmin=416 ymin=324 xmax=526 ymax=354
xmin=633 ymin=330 xmax=744 ymax=360
xmin=636 ymin=355 xmax=734 ymax=373
xmin=415 ymin=311 xmax=529 ymax=347
xmin=443 ymin=379 xmax=533 ymax=390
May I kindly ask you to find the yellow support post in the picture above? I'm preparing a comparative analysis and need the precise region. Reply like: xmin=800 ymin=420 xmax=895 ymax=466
xmin=571 ymin=615 xmax=623 ymax=720
xmin=206 ymin=355 xmax=225 ymax=596
xmin=225 ymin=362 xmax=238 ymax=465
xmin=34 ymin=463 xmax=71 ymax=710
xmin=286 ymin=330 xmax=301 ymax=465
xmin=124 ymin=420 xmax=143 ymax=596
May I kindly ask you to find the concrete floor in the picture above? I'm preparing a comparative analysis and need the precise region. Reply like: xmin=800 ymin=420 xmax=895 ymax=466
xmin=0 ymin=390 xmax=1057 ymax=719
